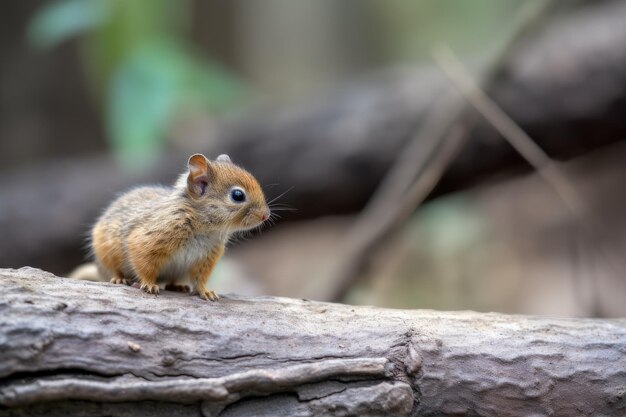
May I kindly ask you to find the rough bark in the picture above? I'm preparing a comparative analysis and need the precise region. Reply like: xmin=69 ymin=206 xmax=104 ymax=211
xmin=0 ymin=268 xmax=624 ymax=417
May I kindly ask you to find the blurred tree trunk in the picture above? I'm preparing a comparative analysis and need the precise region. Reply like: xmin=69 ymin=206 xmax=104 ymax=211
xmin=0 ymin=0 xmax=107 ymax=170
xmin=2 ymin=0 xmax=626 ymax=273
xmin=1 ymin=268 xmax=625 ymax=417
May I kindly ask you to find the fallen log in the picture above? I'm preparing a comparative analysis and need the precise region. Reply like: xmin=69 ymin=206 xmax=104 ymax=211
xmin=0 ymin=268 xmax=624 ymax=416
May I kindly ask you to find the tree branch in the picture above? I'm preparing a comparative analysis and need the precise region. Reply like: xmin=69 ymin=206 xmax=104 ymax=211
xmin=1 ymin=268 xmax=625 ymax=417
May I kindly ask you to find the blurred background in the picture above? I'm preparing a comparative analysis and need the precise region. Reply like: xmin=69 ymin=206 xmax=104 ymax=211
xmin=1 ymin=0 xmax=625 ymax=317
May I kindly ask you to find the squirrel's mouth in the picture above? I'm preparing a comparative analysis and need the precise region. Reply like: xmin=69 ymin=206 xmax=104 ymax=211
xmin=239 ymin=208 xmax=270 ymax=230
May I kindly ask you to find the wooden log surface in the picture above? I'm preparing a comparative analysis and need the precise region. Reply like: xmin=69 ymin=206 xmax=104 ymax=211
xmin=0 ymin=268 xmax=625 ymax=417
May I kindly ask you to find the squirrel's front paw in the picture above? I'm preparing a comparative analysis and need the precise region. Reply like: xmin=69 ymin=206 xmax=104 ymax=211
xmin=198 ymin=288 xmax=219 ymax=301
xmin=110 ymin=277 xmax=130 ymax=285
xmin=140 ymin=283 xmax=160 ymax=295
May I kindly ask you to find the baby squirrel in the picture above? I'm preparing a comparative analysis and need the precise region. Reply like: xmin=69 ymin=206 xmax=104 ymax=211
xmin=91 ymin=153 xmax=270 ymax=301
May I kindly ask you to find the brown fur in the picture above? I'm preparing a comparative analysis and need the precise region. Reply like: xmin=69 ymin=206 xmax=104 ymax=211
xmin=190 ymin=243 xmax=224 ymax=301
xmin=90 ymin=153 xmax=269 ymax=300
xmin=92 ymin=221 xmax=124 ymax=280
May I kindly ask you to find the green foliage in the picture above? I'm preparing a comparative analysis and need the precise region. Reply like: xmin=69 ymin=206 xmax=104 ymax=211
xmin=27 ymin=0 xmax=110 ymax=50
xmin=28 ymin=0 xmax=245 ymax=170
xmin=108 ymin=40 xmax=243 ymax=167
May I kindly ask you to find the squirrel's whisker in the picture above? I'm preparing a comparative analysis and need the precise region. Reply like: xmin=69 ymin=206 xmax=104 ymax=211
xmin=267 ymin=187 xmax=294 ymax=205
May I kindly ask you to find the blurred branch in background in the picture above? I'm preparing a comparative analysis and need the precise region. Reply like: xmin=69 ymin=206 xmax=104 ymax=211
xmin=27 ymin=0 xmax=246 ymax=169
xmin=3 ymin=0 xmax=626 ymax=280
xmin=325 ymin=0 xmax=556 ymax=302
xmin=433 ymin=45 xmax=585 ymax=221
xmin=434 ymin=44 xmax=625 ymax=317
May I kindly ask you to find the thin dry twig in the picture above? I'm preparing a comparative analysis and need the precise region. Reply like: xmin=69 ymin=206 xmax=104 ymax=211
xmin=326 ymin=1 xmax=557 ymax=302
xmin=326 ymin=108 xmax=469 ymax=302
xmin=432 ymin=45 xmax=587 ymax=220
xmin=432 ymin=46 xmax=624 ymax=317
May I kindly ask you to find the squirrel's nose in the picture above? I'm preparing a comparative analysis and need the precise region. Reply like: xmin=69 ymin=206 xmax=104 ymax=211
xmin=261 ymin=209 xmax=270 ymax=222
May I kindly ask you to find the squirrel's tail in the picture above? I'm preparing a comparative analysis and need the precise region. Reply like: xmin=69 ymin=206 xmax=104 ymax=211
xmin=68 ymin=263 xmax=104 ymax=282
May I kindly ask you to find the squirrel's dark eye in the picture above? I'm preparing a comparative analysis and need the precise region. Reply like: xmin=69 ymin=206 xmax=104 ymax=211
xmin=230 ymin=188 xmax=246 ymax=203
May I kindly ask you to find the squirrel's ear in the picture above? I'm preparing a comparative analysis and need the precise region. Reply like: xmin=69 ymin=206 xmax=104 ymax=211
xmin=187 ymin=154 xmax=212 ymax=197
xmin=216 ymin=154 xmax=232 ymax=163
